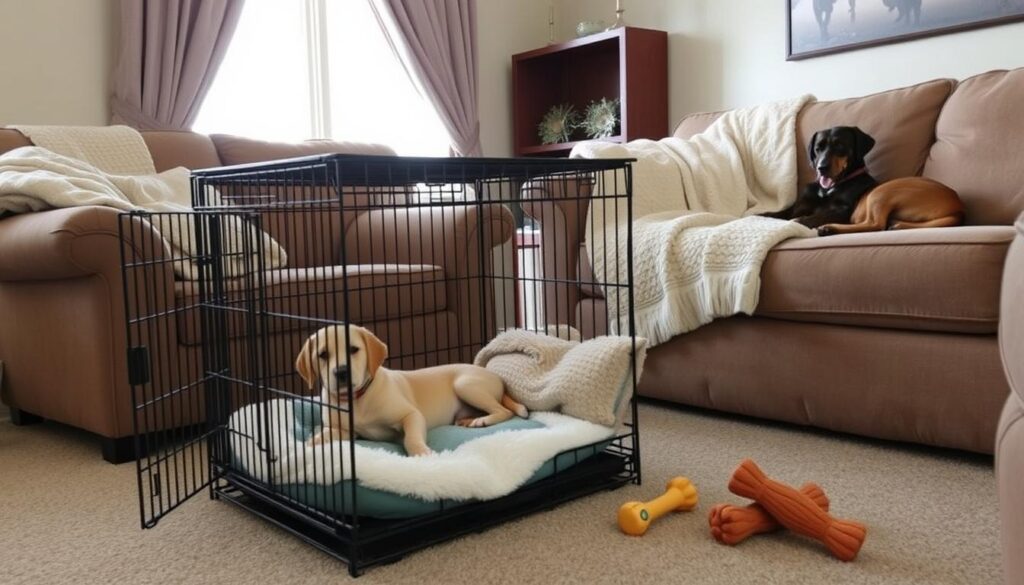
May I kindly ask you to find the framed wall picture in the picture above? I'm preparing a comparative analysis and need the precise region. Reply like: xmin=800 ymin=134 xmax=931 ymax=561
xmin=787 ymin=0 xmax=1024 ymax=60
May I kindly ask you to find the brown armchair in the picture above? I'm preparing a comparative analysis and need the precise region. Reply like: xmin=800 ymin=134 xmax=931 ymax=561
xmin=0 ymin=129 xmax=513 ymax=462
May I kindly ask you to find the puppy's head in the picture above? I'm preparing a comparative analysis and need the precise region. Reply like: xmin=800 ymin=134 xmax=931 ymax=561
xmin=295 ymin=324 xmax=388 ymax=401
xmin=807 ymin=126 xmax=875 ymax=190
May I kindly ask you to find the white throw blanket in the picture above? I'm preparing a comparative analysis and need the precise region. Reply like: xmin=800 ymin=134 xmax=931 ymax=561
xmin=573 ymin=95 xmax=817 ymax=346
xmin=0 ymin=146 xmax=287 ymax=279
xmin=474 ymin=328 xmax=646 ymax=426
xmin=231 ymin=399 xmax=615 ymax=499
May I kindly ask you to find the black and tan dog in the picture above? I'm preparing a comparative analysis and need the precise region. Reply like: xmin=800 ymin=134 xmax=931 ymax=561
xmin=764 ymin=126 xmax=964 ymax=236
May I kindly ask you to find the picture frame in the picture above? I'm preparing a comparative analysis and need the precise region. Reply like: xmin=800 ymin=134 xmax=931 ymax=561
xmin=786 ymin=0 xmax=1024 ymax=61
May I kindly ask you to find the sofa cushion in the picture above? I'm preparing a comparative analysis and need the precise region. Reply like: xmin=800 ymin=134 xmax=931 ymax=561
xmin=923 ymin=68 xmax=1024 ymax=225
xmin=206 ymin=135 xmax=408 ymax=269
xmin=671 ymin=111 xmax=723 ymax=139
xmin=579 ymin=226 xmax=1012 ymax=334
xmin=210 ymin=134 xmax=396 ymax=165
xmin=175 ymin=263 xmax=447 ymax=344
xmin=756 ymin=226 xmax=1015 ymax=334
xmin=141 ymin=131 xmax=222 ymax=172
xmin=796 ymin=78 xmax=955 ymax=187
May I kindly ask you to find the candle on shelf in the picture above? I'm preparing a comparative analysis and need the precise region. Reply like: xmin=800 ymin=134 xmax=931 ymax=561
xmin=548 ymin=4 xmax=555 ymax=44
xmin=607 ymin=0 xmax=625 ymax=30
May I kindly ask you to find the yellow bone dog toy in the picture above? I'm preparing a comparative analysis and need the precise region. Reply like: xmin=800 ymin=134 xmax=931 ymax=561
xmin=618 ymin=477 xmax=699 ymax=536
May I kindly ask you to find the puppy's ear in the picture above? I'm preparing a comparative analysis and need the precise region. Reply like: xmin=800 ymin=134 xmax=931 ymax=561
xmin=295 ymin=334 xmax=318 ymax=390
xmin=807 ymin=130 xmax=822 ymax=164
xmin=360 ymin=328 xmax=388 ymax=378
xmin=852 ymin=127 xmax=876 ymax=160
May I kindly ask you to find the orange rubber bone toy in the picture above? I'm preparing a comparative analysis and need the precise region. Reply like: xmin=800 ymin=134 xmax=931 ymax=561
xmin=618 ymin=477 xmax=698 ymax=536
xmin=728 ymin=459 xmax=867 ymax=561
xmin=709 ymin=482 xmax=829 ymax=545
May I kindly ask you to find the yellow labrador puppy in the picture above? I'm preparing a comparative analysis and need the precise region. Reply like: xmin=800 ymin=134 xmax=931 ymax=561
xmin=296 ymin=324 xmax=528 ymax=456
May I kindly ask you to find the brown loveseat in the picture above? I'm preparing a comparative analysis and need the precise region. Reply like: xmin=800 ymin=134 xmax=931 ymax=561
xmin=527 ymin=68 xmax=1024 ymax=454
xmin=0 ymin=130 xmax=513 ymax=462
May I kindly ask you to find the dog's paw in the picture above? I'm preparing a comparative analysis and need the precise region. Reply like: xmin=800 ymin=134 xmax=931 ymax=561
xmin=816 ymin=225 xmax=836 ymax=237
xmin=407 ymin=444 xmax=434 ymax=457
xmin=456 ymin=417 xmax=489 ymax=428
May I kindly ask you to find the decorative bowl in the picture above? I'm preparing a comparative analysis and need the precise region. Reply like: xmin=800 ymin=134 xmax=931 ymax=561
xmin=575 ymin=21 xmax=607 ymax=37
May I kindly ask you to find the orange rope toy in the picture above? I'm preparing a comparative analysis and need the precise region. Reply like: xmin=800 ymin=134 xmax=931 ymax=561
xmin=709 ymin=482 xmax=829 ymax=545
xmin=726 ymin=459 xmax=867 ymax=561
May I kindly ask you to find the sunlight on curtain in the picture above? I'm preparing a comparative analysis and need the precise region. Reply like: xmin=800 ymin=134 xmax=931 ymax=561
xmin=194 ymin=0 xmax=449 ymax=156
xmin=324 ymin=0 xmax=450 ymax=156
xmin=193 ymin=1 xmax=311 ymax=141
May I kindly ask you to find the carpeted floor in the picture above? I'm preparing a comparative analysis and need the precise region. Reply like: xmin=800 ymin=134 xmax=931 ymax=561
xmin=0 ymin=403 xmax=1001 ymax=584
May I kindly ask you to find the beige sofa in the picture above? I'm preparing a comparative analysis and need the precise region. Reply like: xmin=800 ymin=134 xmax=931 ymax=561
xmin=0 ymin=130 xmax=513 ymax=462
xmin=527 ymin=68 xmax=1024 ymax=454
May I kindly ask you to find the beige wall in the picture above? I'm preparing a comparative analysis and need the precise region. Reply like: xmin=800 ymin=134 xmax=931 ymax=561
xmin=0 ymin=0 xmax=115 ymax=125
xmin=477 ymin=0 xmax=551 ymax=156
xmin=556 ymin=0 xmax=1024 ymax=128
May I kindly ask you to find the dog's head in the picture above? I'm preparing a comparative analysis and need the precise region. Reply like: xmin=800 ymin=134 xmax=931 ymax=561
xmin=295 ymin=324 xmax=388 ymax=401
xmin=807 ymin=126 xmax=875 ymax=190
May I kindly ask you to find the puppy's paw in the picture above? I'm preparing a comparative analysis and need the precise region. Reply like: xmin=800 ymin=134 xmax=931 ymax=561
xmin=817 ymin=225 xmax=836 ymax=237
xmin=407 ymin=444 xmax=434 ymax=457
xmin=456 ymin=416 xmax=489 ymax=428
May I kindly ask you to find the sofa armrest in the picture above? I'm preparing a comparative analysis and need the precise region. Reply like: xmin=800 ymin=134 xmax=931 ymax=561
xmin=0 ymin=206 xmax=170 ymax=282
xmin=0 ymin=206 xmax=178 ymax=440
xmin=520 ymin=175 xmax=597 ymax=327
xmin=998 ymin=213 xmax=1024 ymax=585
xmin=342 ymin=202 xmax=514 ymax=363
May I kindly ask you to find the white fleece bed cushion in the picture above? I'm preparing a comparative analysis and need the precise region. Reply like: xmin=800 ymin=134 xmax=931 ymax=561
xmin=229 ymin=399 xmax=616 ymax=503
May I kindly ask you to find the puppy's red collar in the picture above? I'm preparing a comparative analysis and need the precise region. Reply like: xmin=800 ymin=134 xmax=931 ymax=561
xmin=351 ymin=374 xmax=373 ymax=400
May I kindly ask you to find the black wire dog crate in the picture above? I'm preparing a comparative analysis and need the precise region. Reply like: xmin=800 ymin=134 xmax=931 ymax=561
xmin=118 ymin=154 xmax=637 ymax=576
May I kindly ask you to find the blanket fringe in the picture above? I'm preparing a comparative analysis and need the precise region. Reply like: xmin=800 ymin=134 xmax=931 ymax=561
xmin=618 ymin=269 xmax=761 ymax=346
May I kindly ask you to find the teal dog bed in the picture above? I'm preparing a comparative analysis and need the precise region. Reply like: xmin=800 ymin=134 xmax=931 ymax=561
xmin=229 ymin=399 xmax=613 ymax=519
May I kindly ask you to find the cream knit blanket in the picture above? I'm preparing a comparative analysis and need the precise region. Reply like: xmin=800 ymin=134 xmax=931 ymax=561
xmin=9 ymin=125 xmax=157 ymax=175
xmin=474 ymin=329 xmax=647 ymax=427
xmin=572 ymin=96 xmax=817 ymax=346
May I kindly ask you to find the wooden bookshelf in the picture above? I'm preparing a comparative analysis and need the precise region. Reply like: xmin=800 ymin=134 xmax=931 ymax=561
xmin=511 ymin=27 xmax=668 ymax=157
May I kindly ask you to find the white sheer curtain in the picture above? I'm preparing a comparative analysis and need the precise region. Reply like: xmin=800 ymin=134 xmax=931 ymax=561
xmin=192 ymin=2 xmax=310 ymax=141
xmin=193 ymin=0 xmax=449 ymax=156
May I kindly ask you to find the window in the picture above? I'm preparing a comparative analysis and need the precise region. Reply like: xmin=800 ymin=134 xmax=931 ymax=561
xmin=194 ymin=0 xmax=450 ymax=156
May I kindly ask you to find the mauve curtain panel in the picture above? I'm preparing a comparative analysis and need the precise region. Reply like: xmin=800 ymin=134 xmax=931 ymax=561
xmin=371 ymin=0 xmax=481 ymax=156
xmin=111 ymin=0 xmax=245 ymax=130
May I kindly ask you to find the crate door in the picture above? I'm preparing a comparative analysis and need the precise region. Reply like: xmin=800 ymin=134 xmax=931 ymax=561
xmin=120 ymin=212 xmax=229 ymax=528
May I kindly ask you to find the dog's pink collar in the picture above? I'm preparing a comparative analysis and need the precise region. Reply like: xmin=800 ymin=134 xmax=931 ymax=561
xmin=836 ymin=166 xmax=868 ymax=184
